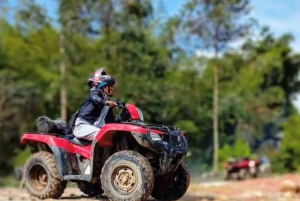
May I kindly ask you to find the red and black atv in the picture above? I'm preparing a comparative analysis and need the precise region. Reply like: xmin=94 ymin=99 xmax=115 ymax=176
xmin=21 ymin=102 xmax=190 ymax=201
xmin=223 ymin=157 xmax=260 ymax=180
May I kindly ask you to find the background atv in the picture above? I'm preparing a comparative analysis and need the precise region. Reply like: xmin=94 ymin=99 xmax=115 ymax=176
xmin=21 ymin=102 xmax=190 ymax=201
xmin=224 ymin=157 xmax=260 ymax=180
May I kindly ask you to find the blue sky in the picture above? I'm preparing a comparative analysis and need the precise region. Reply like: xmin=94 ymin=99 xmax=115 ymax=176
xmin=30 ymin=0 xmax=300 ymax=52
xmin=158 ymin=0 xmax=300 ymax=53
xmin=250 ymin=0 xmax=300 ymax=52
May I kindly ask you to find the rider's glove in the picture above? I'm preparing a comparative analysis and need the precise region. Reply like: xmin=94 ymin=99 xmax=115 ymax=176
xmin=105 ymin=100 xmax=117 ymax=108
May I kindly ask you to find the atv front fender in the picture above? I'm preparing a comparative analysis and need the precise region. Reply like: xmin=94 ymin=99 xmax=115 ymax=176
xmin=94 ymin=123 xmax=150 ymax=147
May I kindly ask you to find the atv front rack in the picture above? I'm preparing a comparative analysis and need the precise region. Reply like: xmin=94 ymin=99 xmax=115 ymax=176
xmin=142 ymin=124 xmax=188 ymax=174
xmin=143 ymin=124 xmax=188 ymax=155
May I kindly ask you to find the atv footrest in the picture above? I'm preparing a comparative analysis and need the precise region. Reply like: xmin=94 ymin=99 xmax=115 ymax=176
xmin=63 ymin=135 xmax=91 ymax=146
xmin=64 ymin=174 xmax=91 ymax=181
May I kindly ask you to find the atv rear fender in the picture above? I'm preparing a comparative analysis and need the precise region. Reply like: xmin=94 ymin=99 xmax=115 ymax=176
xmin=21 ymin=133 xmax=92 ymax=159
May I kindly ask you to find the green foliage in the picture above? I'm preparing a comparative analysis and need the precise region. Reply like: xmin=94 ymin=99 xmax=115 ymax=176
xmin=13 ymin=147 xmax=31 ymax=167
xmin=281 ymin=115 xmax=300 ymax=171
xmin=0 ymin=71 xmax=42 ymax=174
xmin=219 ymin=138 xmax=251 ymax=164
xmin=175 ymin=120 xmax=199 ymax=135
xmin=263 ymin=147 xmax=286 ymax=173
xmin=0 ymin=176 xmax=20 ymax=187
xmin=175 ymin=120 xmax=201 ymax=148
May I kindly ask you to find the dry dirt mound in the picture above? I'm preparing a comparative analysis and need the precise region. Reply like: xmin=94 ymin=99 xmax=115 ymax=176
xmin=188 ymin=173 xmax=300 ymax=200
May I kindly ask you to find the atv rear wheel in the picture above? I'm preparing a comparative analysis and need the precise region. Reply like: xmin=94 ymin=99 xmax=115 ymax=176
xmin=77 ymin=181 xmax=103 ymax=197
xmin=151 ymin=162 xmax=190 ymax=201
xmin=23 ymin=151 xmax=67 ymax=199
xmin=100 ymin=150 xmax=154 ymax=201
xmin=224 ymin=171 xmax=232 ymax=180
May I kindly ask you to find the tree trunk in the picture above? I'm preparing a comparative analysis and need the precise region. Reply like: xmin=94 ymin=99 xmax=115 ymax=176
xmin=60 ymin=34 xmax=67 ymax=121
xmin=213 ymin=51 xmax=219 ymax=174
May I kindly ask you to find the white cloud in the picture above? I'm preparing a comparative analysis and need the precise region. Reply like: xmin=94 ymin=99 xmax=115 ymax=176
xmin=250 ymin=0 xmax=300 ymax=52
xmin=228 ymin=39 xmax=245 ymax=50
xmin=292 ymin=94 xmax=300 ymax=114
xmin=195 ymin=49 xmax=215 ymax=58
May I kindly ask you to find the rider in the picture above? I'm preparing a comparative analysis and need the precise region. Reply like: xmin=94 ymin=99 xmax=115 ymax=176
xmin=73 ymin=68 xmax=120 ymax=140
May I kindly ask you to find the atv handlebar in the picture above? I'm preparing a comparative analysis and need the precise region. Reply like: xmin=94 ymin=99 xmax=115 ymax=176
xmin=114 ymin=100 xmax=126 ymax=109
xmin=114 ymin=100 xmax=131 ymax=122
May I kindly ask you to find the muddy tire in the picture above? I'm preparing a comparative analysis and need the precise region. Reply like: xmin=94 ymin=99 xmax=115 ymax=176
xmin=238 ymin=169 xmax=247 ymax=180
xmin=77 ymin=181 xmax=103 ymax=197
xmin=100 ymin=150 xmax=154 ymax=201
xmin=151 ymin=162 xmax=190 ymax=201
xmin=224 ymin=171 xmax=232 ymax=180
xmin=23 ymin=151 xmax=67 ymax=199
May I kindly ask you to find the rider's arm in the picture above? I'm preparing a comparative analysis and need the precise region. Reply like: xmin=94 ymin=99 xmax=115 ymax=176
xmin=89 ymin=89 xmax=106 ymax=106
xmin=89 ymin=89 xmax=117 ymax=108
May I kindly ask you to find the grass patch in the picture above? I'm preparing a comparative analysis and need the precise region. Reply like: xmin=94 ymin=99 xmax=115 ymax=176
xmin=0 ymin=175 xmax=20 ymax=187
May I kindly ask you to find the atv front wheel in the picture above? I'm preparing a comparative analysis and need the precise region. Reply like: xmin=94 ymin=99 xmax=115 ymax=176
xmin=77 ymin=181 xmax=103 ymax=197
xmin=238 ymin=169 xmax=247 ymax=180
xmin=23 ymin=151 xmax=67 ymax=199
xmin=151 ymin=162 xmax=190 ymax=201
xmin=100 ymin=150 xmax=154 ymax=201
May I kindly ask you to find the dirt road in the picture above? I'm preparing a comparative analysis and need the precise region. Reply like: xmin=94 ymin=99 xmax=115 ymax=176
xmin=1 ymin=174 xmax=300 ymax=201
xmin=0 ymin=187 xmax=204 ymax=201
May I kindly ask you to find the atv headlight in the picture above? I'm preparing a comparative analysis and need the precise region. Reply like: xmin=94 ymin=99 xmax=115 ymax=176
xmin=150 ymin=133 xmax=162 ymax=141
xmin=249 ymin=160 xmax=255 ymax=167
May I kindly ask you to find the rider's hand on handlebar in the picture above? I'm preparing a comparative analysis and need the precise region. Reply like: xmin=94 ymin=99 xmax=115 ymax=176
xmin=105 ymin=101 xmax=118 ymax=108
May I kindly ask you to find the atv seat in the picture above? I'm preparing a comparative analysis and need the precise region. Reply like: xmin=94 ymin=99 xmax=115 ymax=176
xmin=63 ymin=134 xmax=91 ymax=146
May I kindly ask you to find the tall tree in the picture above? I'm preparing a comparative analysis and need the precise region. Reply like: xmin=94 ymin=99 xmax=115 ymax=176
xmin=181 ymin=0 xmax=252 ymax=172
xmin=58 ymin=0 xmax=98 ymax=120
xmin=0 ymin=72 xmax=41 ymax=174
xmin=16 ymin=0 xmax=50 ymax=33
